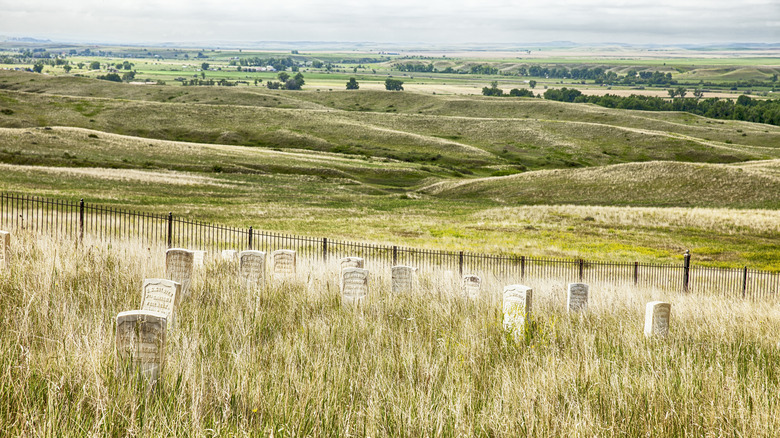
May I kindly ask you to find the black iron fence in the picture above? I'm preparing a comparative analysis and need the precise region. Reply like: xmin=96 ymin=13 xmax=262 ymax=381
xmin=2 ymin=192 xmax=778 ymax=300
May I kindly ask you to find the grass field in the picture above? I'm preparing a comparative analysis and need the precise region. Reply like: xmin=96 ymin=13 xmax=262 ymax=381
xmin=2 ymin=232 xmax=779 ymax=436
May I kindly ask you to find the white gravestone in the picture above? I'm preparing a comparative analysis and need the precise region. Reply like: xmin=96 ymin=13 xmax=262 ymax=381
xmin=644 ymin=301 xmax=671 ymax=337
xmin=239 ymin=250 xmax=267 ymax=289
xmin=391 ymin=265 xmax=417 ymax=294
xmin=221 ymin=250 xmax=238 ymax=261
xmin=567 ymin=283 xmax=589 ymax=313
xmin=192 ymin=250 xmax=206 ymax=267
xmin=116 ymin=310 xmax=167 ymax=384
xmin=339 ymin=257 xmax=364 ymax=283
xmin=272 ymin=250 xmax=296 ymax=276
xmin=165 ymin=249 xmax=194 ymax=296
xmin=342 ymin=267 xmax=369 ymax=305
xmin=141 ymin=279 xmax=181 ymax=327
xmin=462 ymin=275 xmax=482 ymax=299
xmin=0 ymin=230 xmax=9 ymax=269
xmin=503 ymin=285 xmax=533 ymax=338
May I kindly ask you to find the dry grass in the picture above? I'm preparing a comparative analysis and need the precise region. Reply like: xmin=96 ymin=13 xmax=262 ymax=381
xmin=1 ymin=231 xmax=779 ymax=436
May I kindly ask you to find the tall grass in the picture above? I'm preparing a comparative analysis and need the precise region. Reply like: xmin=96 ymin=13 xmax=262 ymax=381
xmin=1 ymin=232 xmax=779 ymax=436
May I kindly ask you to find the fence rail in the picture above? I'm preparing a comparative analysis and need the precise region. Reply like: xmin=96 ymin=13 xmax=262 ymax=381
xmin=1 ymin=192 xmax=778 ymax=300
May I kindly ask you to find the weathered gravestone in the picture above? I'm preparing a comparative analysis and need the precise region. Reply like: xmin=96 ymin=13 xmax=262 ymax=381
xmin=239 ymin=250 xmax=267 ymax=289
xmin=141 ymin=279 xmax=181 ymax=327
xmin=116 ymin=310 xmax=167 ymax=385
xmin=192 ymin=250 xmax=206 ymax=267
xmin=272 ymin=250 xmax=296 ymax=276
xmin=391 ymin=265 xmax=417 ymax=294
xmin=165 ymin=249 xmax=194 ymax=296
xmin=342 ymin=267 xmax=369 ymax=305
xmin=567 ymin=283 xmax=589 ymax=313
xmin=503 ymin=284 xmax=533 ymax=338
xmin=462 ymin=275 xmax=482 ymax=299
xmin=644 ymin=301 xmax=671 ymax=337
xmin=0 ymin=230 xmax=9 ymax=269
xmin=339 ymin=256 xmax=364 ymax=283
xmin=221 ymin=250 xmax=238 ymax=261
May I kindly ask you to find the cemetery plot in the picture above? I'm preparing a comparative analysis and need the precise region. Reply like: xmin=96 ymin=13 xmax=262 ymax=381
xmin=115 ymin=310 xmax=167 ymax=385
xmin=342 ymin=267 xmax=369 ymax=304
xmin=239 ymin=250 xmax=267 ymax=289
xmin=165 ymin=249 xmax=194 ymax=295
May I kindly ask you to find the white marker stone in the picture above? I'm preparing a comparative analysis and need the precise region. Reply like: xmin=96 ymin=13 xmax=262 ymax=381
xmin=272 ymin=250 xmax=296 ymax=276
xmin=0 ymin=230 xmax=9 ymax=269
xmin=116 ymin=310 xmax=167 ymax=384
xmin=391 ymin=265 xmax=417 ymax=294
xmin=503 ymin=284 xmax=533 ymax=338
xmin=192 ymin=250 xmax=206 ymax=267
xmin=462 ymin=275 xmax=482 ymax=299
xmin=567 ymin=283 xmax=589 ymax=313
xmin=644 ymin=301 xmax=671 ymax=337
xmin=165 ymin=248 xmax=194 ymax=296
xmin=342 ymin=267 xmax=369 ymax=305
xmin=339 ymin=257 xmax=364 ymax=283
xmin=239 ymin=250 xmax=267 ymax=289
xmin=141 ymin=279 xmax=181 ymax=327
xmin=221 ymin=250 xmax=238 ymax=261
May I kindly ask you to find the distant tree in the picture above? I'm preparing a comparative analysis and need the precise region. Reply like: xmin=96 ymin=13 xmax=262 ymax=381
xmin=529 ymin=80 xmax=537 ymax=89
xmin=32 ymin=63 xmax=43 ymax=73
xmin=201 ymin=62 xmax=210 ymax=71
xmin=291 ymin=50 xmax=299 ymax=54
xmin=509 ymin=88 xmax=534 ymax=97
xmin=772 ymin=73 xmax=778 ymax=83
xmin=266 ymin=81 xmax=281 ymax=89
xmin=89 ymin=61 xmax=101 ymax=70
xmin=201 ymin=71 xmax=205 ymax=79
xmin=77 ymin=62 xmax=85 ymax=69
xmin=283 ymin=79 xmax=301 ymax=90
xmin=667 ymin=89 xmax=677 ymax=98
xmin=293 ymin=72 xmax=305 ymax=87
xmin=481 ymin=81 xmax=503 ymax=97
xmin=312 ymin=60 xmax=323 ymax=68
xmin=122 ymin=71 xmax=136 ymax=81
xmin=122 ymin=61 xmax=133 ymax=70
xmin=693 ymin=89 xmax=704 ymax=99
xmin=385 ymin=78 xmax=404 ymax=91
xmin=346 ymin=77 xmax=359 ymax=90
xmin=278 ymin=72 xmax=290 ymax=82
xmin=675 ymin=86 xmax=687 ymax=98
xmin=97 ymin=73 xmax=122 ymax=82
xmin=63 ymin=65 xmax=72 ymax=73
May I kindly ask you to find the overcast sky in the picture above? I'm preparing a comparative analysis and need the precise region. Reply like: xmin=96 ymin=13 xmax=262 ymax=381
xmin=1 ymin=0 xmax=777 ymax=46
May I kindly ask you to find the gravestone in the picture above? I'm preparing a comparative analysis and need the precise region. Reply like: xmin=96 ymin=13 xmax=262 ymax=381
xmin=272 ymin=250 xmax=296 ymax=276
xmin=239 ymin=250 xmax=267 ymax=289
xmin=503 ymin=284 xmax=533 ymax=338
xmin=140 ymin=279 xmax=181 ymax=327
xmin=644 ymin=301 xmax=671 ymax=337
xmin=165 ymin=249 xmax=194 ymax=296
xmin=567 ymin=283 xmax=589 ymax=313
xmin=0 ymin=230 xmax=9 ymax=269
xmin=462 ymin=275 xmax=481 ymax=299
xmin=339 ymin=257 xmax=364 ymax=283
xmin=391 ymin=265 xmax=417 ymax=294
xmin=192 ymin=250 xmax=206 ymax=267
xmin=342 ymin=267 xmax=369 ymax=305
xmin=115 ymin=310 xmax=167 ymax=385
xmin=221 ymin=250 xmax=238 ymax=261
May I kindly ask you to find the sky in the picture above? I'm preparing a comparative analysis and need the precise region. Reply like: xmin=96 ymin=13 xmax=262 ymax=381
xmin=0 ymin=0 xmax=777 ymax=46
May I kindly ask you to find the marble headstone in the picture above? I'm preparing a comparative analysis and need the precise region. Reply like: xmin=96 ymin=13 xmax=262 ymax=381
xmin=341 ymin=267 xmax=369 ymax=305
xmin=0 ymin=230 xmax=9 ymax=269
xmin=115 ymin=310 xmax=167 ymax=384
xmin=192 ymin=250 xmax=206 ymax=267
xmin=391 ymin=265 xmax=417 ymax=294
xmin=140 ymin=278 xmax=181 ymax=327
xmin=272 ymin=250 xmax=296 ymax=276
xmin=221 ymin=250 xmax=238 ymax=261
xmin=462 ymin=275 xmax=481 ymax=299
xmin=644 ymin=301 xmax=671 ymax=337
xmin=503 ymin=284 xmax=533 ymax=338
xmin=567 ymin=283 xmax=589 ymax=313
xmin=239 ymin=250 xmax=267 ymax=289
xmin=165 ymin=248 xmax=194 ymax=296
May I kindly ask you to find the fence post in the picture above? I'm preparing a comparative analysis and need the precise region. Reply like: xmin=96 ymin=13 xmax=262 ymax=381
xmin=578 ymin=258 xmax=584 ymax=282
xmin=248 ymin=226 xmax=253 ymax=250
xmin=78 ymin=199 xmax=84 ymax=244
xmin=392 ymin=246 xmax=398 ymax=266
xmin=682 ymin=250 xmax=691 ymax=292
xmin=634 ymin=261 xmax=639 ymax=285
xmin=458 ymin=251 xmax=464 ymax=276
xmin=167 ymin=212 xmax=173 ymax=248
xmin=520 ymin=256 xmax=526 ymax=280
xmin=322 ymin=237 xmax=328 ymax=262
xmin=742 ymin=266 xmax=748 ymax=299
